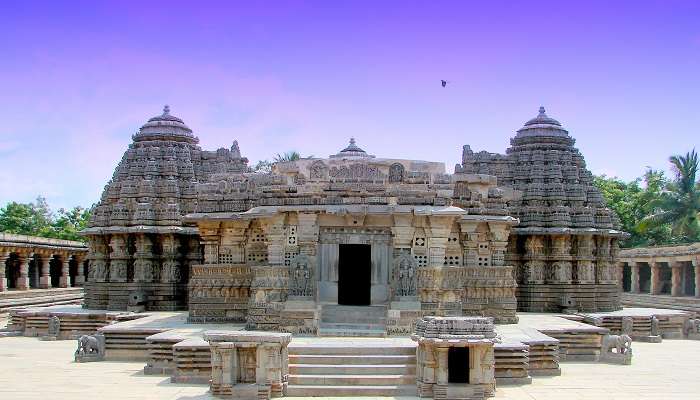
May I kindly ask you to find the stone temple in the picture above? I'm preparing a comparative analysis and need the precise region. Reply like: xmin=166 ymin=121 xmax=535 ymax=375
xmin=82 ymin=105 xmax=625 ymax=335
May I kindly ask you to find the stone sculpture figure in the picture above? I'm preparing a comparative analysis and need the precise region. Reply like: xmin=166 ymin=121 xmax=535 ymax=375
xmin=289 ymin=256 xmax=311 ymax=296
xmin=651 ymin=316 xmax=660 ymax=337
xmin=683 ymin=318 xmax=700 ymax=339
xmin=47 ymin=316 xmax=60 ymax=337
xmin=74 ymin=333 xmax=106 ymax=362
xmin=601 ymin=333 xmax=633 ymax=364
xmin=621 ymin=316 xmax=633 ymax=335
xmin=397 ymin=256 xmax=416 ymax=296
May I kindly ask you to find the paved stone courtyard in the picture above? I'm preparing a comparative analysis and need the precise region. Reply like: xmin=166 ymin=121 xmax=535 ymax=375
xmin=0 ymin=335 xmax=698 ymax=400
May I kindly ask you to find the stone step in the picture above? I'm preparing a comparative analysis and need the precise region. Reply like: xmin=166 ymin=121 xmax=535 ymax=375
xmin=289 ymin=363 xmax=416 ymax=375
xmin=320 ymin=315 xmax=387 ymax=324
xmin=318 ymin=327 xmax=386 ymax=337
xmin=321 ymin=305 xmax=387 ymax=317
xmin=286 ymin=384 xmax=417 ymax=397
xmin=318 ymin=322 xmax=386 ymax=330
xmin=289 ymin=345 xmax=415 ymax=356
xmin=289 ymin=354 xmax=416 ymax=365
xmin=288 ymin=374 xmax=416 ymax=386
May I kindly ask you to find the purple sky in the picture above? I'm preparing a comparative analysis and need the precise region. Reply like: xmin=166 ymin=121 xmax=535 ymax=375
xmin=1 ymin=0 xmax=699 ymax=210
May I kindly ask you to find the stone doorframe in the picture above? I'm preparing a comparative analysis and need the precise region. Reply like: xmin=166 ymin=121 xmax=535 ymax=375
xmin=317 ymin=227 xmax=392 ymax=305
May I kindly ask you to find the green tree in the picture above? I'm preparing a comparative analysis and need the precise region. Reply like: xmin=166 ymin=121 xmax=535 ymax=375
xmin=273 ymin=151 xmax=301 ymax=163
xmin=253 ymin=159 xmax=273 ymax=173
xmin=641 ymin=150 xmax=700 ymax=242
xmin=44 ymin=206 xmax=92 ymax=241
xmin=0 ymin=197 xmax=91 ymax=242
xmin=0 ymin=196 xmax=53 ymax=235
xmin=594 ymin=169 xmax=673 ymax=247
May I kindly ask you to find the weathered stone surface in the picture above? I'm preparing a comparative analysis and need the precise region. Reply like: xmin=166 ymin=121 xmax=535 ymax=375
xmin=81 ymin=106 xmax=626 ymax=335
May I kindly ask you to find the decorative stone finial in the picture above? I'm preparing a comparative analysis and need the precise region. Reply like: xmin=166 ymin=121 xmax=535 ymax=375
xmin=163 ymin=105 xmax=170 ymax=115
xmin=231 ymin=140 xmax=241 ymax=158
xmin=538 ymin=106 xmax=546 ymax=115
xmin=350 ymin=137 xmax=356 ymax=146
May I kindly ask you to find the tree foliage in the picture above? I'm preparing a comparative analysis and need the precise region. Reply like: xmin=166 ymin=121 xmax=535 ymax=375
xmin=0 ymin=196 xmax=91 ymax=242
xmin=254 ymin=150 xmax=312 ymax=173
xmin=594 ymin=149 xmax=700 ymax=247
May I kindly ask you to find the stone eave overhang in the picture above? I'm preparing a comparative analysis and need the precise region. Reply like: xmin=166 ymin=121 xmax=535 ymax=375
xmin=0 ymin=233 xmax=87 ymax=252
xmin=511 ymin=227 xmax=628 ymax=238
xmin=80 ymin=225 xmax=199 ymax=236
xmin=0 ymin=241 xmax=87 ymax=252
xmin=460 ymin=215 xmax=519 ymax=225
xmin=184 ymin=205 xmax=473 ymax=222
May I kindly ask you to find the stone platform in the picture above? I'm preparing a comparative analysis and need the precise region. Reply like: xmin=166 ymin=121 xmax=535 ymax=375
xmin=579 ymin=307 xmax=691 ymax=341
xmin=0 ymin=287 xmax=84 ymax=313
xmin=621 ymin=292 xmax=700 ymax=315
xmin=3 ymin=306 xmax=698 ymax=398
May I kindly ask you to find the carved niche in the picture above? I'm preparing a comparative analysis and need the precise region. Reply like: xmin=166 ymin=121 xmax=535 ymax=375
xmin=388 ymin=163 xmax=405 ymax=183
xmin=309 ymin=160 xmax=328 ymax=180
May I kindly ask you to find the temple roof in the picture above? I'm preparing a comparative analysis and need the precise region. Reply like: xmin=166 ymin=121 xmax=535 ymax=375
xmin=133 ymin=105 xmax=198 ymax=144
xmin=330 ymin=138 xmax=375 ymax=158
xmin=515 ymin=106 xmax=569 ymax=138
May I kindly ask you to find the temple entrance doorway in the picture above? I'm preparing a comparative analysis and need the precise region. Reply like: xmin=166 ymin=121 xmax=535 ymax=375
xmin=337 ymin=244 xmax=371 ymax=306
xmin=448 ymin=347 xmax=470 ymax=383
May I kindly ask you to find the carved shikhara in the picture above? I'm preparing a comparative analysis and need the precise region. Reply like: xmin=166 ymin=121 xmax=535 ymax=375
xmin=81 ymin=106 xmax=625 ymax=333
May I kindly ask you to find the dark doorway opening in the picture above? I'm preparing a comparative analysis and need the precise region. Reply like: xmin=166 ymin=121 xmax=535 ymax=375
xmin=338 ymin=244 xmax=371 ymax=306
xmin=69 ymin=259 xmax=78 ymax=287
xmin=639 ymin=264 xmax=651 ymax=293
xmin=5 ymin=255 xmax=18 ymax=289
xmin=660 ymin=266 xmax=672 ymax=295
xmin=28 ymin=259 xmax=38 ymax=289
xmin=684 ymin=263 xmax=695 ymax=296
xmin=622 ymin=264 xmax=631 ymax=292
xmin=448 ymin=347 xmax=470 ymax=383
xmin=50 ymin=259 xmax=61 ymax=288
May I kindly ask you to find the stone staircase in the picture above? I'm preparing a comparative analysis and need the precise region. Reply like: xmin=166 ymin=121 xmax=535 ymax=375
xmin=318 ymin=305 xmax=387 ymax=337
xmin=287 ymin=341 xmax=417 ymax=396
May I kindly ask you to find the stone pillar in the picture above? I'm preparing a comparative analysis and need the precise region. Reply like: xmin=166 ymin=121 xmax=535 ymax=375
xmin=435 ymin=347 xmax=449 ymax=386
xmin=16 ymin=253 xmax=30 ymax=290
xmin=264 ymin=216 xmax=286 ymax=266
xmin=38 ymin=254 xmax=52 ymax=289
xmin=74 ymin=254 xmax=85 ymax=286
xmin=59 ymin=255 xmax=70 ymax=288
xmin=134 ymin=234 xmax=154 ymax=283
xmin=630 ymin=262 xmax=640 ymax=293
xmin=109 ymin=234 xmax=129 ymax=282
xmin=428 ymin=216 xmax=453 ymax=268
xmin=650 ymin=262 xmax=661 ymax=295
xmin=671 ymin=262 xmax=682 ymax=297
xmin=0 ymin=251 xmax=9 ymax=292
xmin=161 ymin=234 xmax=180 ymax=283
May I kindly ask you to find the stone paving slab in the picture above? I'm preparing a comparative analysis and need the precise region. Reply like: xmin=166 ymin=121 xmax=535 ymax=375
xmin=582 ymin=307 xmax=690 ymax=318
xmin=1 ymin=336 xmax=699 ymax=399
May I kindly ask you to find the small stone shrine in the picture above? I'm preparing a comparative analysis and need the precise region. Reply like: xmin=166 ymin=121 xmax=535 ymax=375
xmin=411 ymin=316 xmax=499 ymax=400
xmin=204 ymin=330 xmax=292 ymax=400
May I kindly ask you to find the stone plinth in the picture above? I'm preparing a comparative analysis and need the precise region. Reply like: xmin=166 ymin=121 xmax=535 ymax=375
xmin=205 ymin=330 xmax=292 ymax=400
xmin=411 ymin=316 xmax=498 ymax=400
